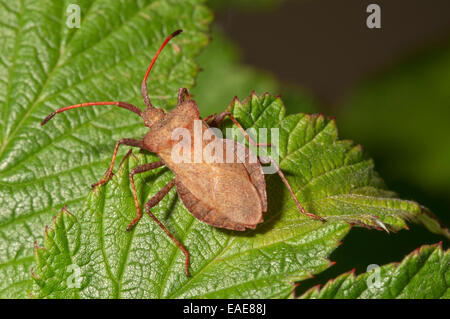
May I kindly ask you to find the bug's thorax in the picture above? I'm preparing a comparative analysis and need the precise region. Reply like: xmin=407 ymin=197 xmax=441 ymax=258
xmin=143 ymin=100 xmax=201 ymax=154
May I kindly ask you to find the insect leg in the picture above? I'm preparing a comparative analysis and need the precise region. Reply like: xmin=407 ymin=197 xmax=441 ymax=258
xmin=91 ymin=138 xmax=144 ymax=189
xmin=205 ymin=112 xmax=271 ymax=147
xmin=177 ymin=88 xmax=191 ymax=104
xmin=127 ymin=161 xmax=165 ymax=232
xmin=259 ymin=155 xmax=326 ymax=222
xmin=143 ymin=179 xmax=191 ymax=277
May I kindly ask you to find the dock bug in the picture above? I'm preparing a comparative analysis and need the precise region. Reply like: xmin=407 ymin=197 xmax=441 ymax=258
xmin=41 ymin=30 xmax=325 ymax=276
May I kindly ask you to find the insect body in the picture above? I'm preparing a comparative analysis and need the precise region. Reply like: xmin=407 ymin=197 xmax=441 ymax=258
xmin=41 ymin=30 xmax=325 ymax=277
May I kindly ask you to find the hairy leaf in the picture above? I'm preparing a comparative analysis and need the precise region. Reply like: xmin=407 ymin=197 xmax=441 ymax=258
xmin=30 ymin=93 xmax=441 ymax=298
xmin=0 ymin=0 xmax=212 ymax=298
xmin=230 ymin=94 xmax=447 ymax=235
xmin=300 ymin=243 xmax=449 ymax=299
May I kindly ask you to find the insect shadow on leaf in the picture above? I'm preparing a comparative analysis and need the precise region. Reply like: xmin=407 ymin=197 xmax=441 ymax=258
xmin=40 ymin=30 xmax=325 ymax=277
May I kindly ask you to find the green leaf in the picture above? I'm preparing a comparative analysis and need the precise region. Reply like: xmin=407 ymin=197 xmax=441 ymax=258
xmin=300 ymin=243 xmax=449 ymax=299
xmin=231 ymin=94 xmax=447 ymax=236
xmin=0 ymin=0 xmax=212 ymax=298
xmin=31 ymin=93 xmax=440 ymax=298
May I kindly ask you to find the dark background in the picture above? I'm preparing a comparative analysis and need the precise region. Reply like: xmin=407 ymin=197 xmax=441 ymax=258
xmin=216 ymin=0 xmax=450 ymax=106
xmin=208 ymin=0 xmax=450 ymax=294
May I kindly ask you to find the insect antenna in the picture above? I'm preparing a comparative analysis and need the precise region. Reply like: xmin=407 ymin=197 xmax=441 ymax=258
xmin=41 ymin=101 xmax=143 ymax=126
xmin=141 ymin=29 xmax=183 ymax=109
xmin=41 ymin=31 xmax=182 ymax=126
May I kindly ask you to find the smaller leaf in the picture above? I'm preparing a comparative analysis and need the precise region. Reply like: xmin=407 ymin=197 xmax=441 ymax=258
xmin=228 ymin=93 xmax=449 ymax=238
xmin=300 ymin=243 xmax=449 ymax=299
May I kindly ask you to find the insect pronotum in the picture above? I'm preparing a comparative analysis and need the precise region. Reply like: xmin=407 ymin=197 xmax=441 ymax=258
xmin=41 ymin=30 xmax=325 ymax=277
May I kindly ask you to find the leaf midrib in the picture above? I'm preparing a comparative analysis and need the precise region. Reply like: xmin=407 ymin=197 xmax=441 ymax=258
xmin=1 ymin=0 xmax=25 ymax=149
xmin=0 ymin=116 xmax=144 ymax=179
xmin=393 ymin=249 xmax=435 ymax=298
xmin=1 ymin=1 xmax=67 ymax=155
xmin=58 ymin=211 xmax=81 ymax=299
xmin=0 ymin=0 xmax=162 ymax=157
xmin=97 ymin=186 xmax=119 ymax=296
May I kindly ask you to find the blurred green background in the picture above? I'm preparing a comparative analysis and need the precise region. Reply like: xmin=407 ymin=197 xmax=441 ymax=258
xmin=193 ymin=0 xmax=450 ymax=293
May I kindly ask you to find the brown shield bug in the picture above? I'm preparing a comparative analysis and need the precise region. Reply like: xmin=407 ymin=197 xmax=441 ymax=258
xmin=41 ymin=30 xmax=325 ymax=277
